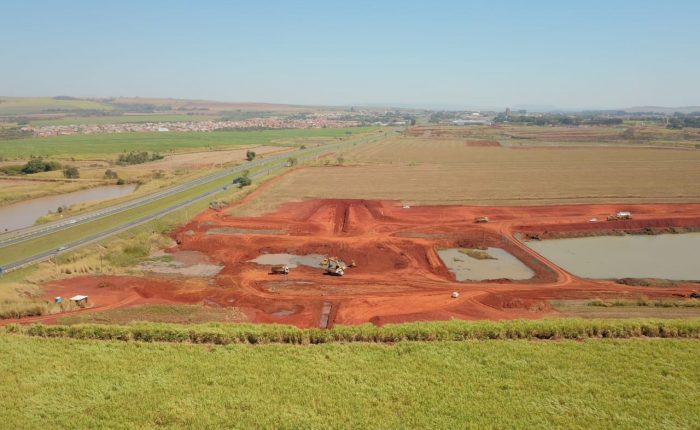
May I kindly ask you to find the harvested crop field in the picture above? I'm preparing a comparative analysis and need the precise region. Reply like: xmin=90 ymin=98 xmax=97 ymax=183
xmin=120 ymin=145 xmax=291 ymax=171
xmin=230 ymin=139 xmax=700 ymax=215
xmin=20 ymin=198 xmax=700 ymax=328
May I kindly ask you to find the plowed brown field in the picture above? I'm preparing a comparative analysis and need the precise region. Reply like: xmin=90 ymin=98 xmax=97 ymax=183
xmin=28 ymin=196 xmax=700 ymax=328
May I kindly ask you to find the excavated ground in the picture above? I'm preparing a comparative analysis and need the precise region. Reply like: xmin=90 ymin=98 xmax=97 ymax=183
xmin=30 ymin=199 xmax=700 ymax=327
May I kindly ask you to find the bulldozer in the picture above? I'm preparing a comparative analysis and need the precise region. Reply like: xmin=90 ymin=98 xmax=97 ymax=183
xmin=320 ymin=257 xmax=348 ymax=276
xmin=607 ymin=211 xmax=632 ymax=221
xmin=270 ymin=265 xmax=289 ymax=275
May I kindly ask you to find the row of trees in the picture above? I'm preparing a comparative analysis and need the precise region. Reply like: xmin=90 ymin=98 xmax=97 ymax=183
xmin=116 ymin=151 xmax=164 ymax=165
xmin=667 ymin=115 xmax=700 ymax=129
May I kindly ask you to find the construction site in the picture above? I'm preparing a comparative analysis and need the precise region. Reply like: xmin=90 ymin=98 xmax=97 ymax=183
xmin=24 ymin=196 xmax=700 ymax=328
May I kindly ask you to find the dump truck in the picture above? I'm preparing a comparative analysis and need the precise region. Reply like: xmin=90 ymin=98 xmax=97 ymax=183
xmin=270 ymin=265 xmax=289 ymax=275
xmin=474 ymin=216 xmax=489 ymax=223
xmin=320 ymin=257 xmax=346 ymax=276
xmin=607 ymin=211 xmax=632 ymax=221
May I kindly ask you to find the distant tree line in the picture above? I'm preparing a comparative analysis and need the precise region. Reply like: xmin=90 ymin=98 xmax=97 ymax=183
xmin=495 ymin=114 xmax=623 ymax=126
xmin=667 ymin=114 xmax=700 ymax=129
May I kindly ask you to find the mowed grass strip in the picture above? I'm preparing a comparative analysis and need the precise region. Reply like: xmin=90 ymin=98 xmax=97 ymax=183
xmin=0 ymin=127 xmax=376 ymax=159
xmin=0 ymin=334 xmax=698 ymax=429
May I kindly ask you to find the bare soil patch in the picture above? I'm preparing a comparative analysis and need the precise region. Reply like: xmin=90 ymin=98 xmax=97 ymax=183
xmin=23 ymin=199 xmax=700 ymax=328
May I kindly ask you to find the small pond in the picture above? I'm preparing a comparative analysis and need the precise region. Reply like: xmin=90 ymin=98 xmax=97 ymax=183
xmin=249 ymin=253 xmax=326 ymax=268
xmin=438 ymin=247 xmax=534 ymax=281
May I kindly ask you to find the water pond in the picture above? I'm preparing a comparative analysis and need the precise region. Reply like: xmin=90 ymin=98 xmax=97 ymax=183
xmin=438 ymin=247 xmax=534 ymax=281
xmin=526 ymin=233 xmax=700 ymax=280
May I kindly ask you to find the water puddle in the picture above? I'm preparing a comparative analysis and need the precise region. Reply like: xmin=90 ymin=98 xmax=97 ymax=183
xmin=526 ymin=233 xmax=700 ymax=280
xmin=438 ymin=247 xmax=534 ymax=281
xmin=0 ymin=184 xmax=136 ymax=231
xmin=249 ymin=253 xmax=326 ymax=268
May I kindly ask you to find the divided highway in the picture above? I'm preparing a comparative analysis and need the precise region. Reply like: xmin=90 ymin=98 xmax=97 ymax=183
xmin=0 ymin=132 xmax=387 ymax=273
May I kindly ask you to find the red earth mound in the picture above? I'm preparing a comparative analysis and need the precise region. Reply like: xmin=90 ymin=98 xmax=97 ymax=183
xmin=23 ymin=199 xmax=700 ymax=328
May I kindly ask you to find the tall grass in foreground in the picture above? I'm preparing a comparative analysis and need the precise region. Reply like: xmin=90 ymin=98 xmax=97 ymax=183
xmin=6 ymin=318 xmax=700 ymax=345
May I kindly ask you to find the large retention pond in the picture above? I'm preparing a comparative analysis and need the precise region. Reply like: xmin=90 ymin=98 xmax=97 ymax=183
xmin=0 ymin=184 xmax=136 ymax=232
xmin=526 ymin=233 xmax=700 ymax=280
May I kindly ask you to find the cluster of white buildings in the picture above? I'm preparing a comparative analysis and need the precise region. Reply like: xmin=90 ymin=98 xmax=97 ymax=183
xmin=24 ymin=115 xmax=362 ymax=137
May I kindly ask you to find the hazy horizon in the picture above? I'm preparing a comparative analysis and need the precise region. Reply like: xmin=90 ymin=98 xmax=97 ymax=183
xmin=2 ymin=0 xmax=699 ymax=109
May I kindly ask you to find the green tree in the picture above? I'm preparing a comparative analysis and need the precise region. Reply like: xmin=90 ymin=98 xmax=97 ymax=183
xmin=246 ymin=150 xmax=256 ymax=161
xmin=104 ymin=169 xmax=119 ymax=180
xmin=63 ymin=166 xmax=80 ymax=179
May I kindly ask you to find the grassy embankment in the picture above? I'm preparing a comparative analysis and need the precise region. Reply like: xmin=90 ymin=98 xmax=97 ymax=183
xmin=0 ymin=321 xmax=699 ymax=428
xmin=553 ymin=299 xmax=700 ymax=319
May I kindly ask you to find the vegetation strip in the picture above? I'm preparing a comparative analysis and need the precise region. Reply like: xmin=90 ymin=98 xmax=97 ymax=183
xmin=6 ymin=318 xmax=700 ymax=344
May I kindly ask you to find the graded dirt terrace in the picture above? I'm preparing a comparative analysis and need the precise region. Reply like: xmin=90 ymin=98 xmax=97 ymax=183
xmin=31 ymin=199 xmax=700 ymax=328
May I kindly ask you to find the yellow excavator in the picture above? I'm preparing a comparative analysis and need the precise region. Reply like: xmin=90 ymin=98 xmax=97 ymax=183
xmin=320 ymin=257 xmax=355 ymax=276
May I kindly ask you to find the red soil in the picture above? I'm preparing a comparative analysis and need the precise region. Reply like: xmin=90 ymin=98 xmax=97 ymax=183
xmin=23 ymin=200 xmax=700 ymax=328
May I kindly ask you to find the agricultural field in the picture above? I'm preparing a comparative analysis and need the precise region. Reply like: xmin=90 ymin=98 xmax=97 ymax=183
xmin=29 ymin=114 xmax=217 ymax=127
xmin=231 ymin=135 xmax=700 ymax=215
xmin=0 ymin=127 xmax=373 ymax=160
xmin=408 ymin=124 xmax=700 ymax=149
xmin=0 ymin=127 xmax=376 ymax=208
xmin=0 ymin=97 xmax=113 ymax=115
xmin=0 ymin=333 xmax=698 ymax=428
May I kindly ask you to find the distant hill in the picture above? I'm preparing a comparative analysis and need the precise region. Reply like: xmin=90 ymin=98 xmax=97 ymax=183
xmin=0 ymin=96 xmax=321 ymax=117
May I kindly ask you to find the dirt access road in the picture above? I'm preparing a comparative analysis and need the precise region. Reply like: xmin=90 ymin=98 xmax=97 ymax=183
xmin=32 ymin=197 xmax=700 ymax=328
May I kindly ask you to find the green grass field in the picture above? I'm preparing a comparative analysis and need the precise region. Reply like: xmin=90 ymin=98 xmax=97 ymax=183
xmin=0 ymin=334 xmax=697 ymax=429
xmin=0 ymin=127 xmax=375 ymax=159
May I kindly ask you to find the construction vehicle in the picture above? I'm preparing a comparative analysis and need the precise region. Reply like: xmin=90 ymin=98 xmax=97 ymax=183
xmin=451 ymin=291 xmax=460 ymax=298
xmin=270 ymin=265 xmax=289 ymax=275
xmin=607 ymin=211 xmax=632 ymax=221
xmin=474 ymin=216 xmax=489 ymax=223
xmin=320 ymin=257 xmax=347 ymax=276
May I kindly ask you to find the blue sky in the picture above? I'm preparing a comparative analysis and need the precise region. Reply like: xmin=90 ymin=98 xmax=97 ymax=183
xmin=1 ymin=0 xmax=699 ymax=109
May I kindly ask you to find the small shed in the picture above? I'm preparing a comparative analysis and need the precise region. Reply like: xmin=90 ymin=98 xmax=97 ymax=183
xmin=69 ymin=295 xmax=88 ymax=307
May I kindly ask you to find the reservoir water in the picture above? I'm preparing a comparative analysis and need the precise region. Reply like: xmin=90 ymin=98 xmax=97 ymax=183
xmin=526 ymin=233 xmax=700 ymax=280
xmin=0 ymin=184 xmax=136 ymax=232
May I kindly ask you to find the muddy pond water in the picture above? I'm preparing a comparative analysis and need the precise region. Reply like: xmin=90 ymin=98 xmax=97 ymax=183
xmin=526 ymin=233 xmax=700 ymax=280
xmin=438 ymin=248 xmax=534 ymax=281
xmin=0 ymin=184 xmax=136 ymax=232
xmin=249 ymin=253 xmax=326 ymax=268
